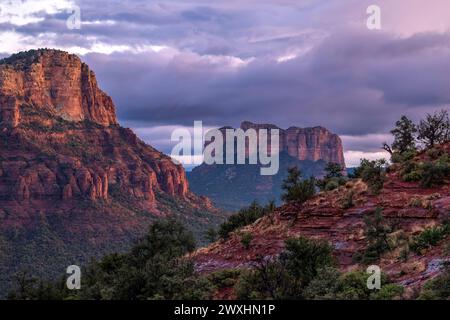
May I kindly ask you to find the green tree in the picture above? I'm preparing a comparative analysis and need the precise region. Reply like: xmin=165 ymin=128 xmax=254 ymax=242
xmin=390 ymin=115 xmax=417 ymax=154
xmin=281 ymin=167 xmax=316 ymax=203
xmin=235 ymin=258 xmax=293 ymax=299
xmin=218 ymin=201 xmax=268 ymax=239
xmin=235 ymin=236 xmax=335 ymax=299
xmin=419 ymin=265 xmax=450 ymax=299
xmin=205 ymin=228 xmax=218 ymax=243
xmin=324 ymin=162 xmax=344 ymax=179
xmin=317 ymin=162 xmax=346 ymax=191
xmin=360 ymin=208 xmax=391 ymax=264
xmin=280 ymin=237 xmax=335 ymax=288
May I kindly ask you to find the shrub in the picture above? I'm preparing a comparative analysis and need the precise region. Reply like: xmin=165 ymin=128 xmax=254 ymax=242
xmin=334 ymin=271 xmax=375 ymax=299
xmin=324 ymin=163 xmax=345 ymax=179
xmin=208 ymin=269 xmax=241 ymax=289
xmin=341 ymin=190 xmax=355 ymax=209
xmin=403 ymin=170 xmax=423 ymax=182
xmin=325 ymin=179 xmax=340 ymax=191
xmin=235 ymin=236 xmax=335 ymax=299
xmin=240 ymin=232 xmax=253 ymax=250
xmin=410 ymin=221 xmax=450 ymax=254
xmin=426 ymin=147 xmax=443 ymax=160
xmin=205 ymin=228 xmax=218 ymax=243
xmin=235 ymin=259 xmax=293 ymax=299
xmin=355 ymin=159 xmax=387 ymax=195
xmin=419 ymin=267 xmax=450 ymax=300
xmin=280 ymin=237 xmax=335 ymax=288
xmin=409 ymin=198 xmax=423 ymax=208
xmin=316 ymin=163 xmax=346 ymax=191
xmin=391 ymin=149 xmax=417 ymax=163
xmin=218 ymin=201 xmax=272 ymax=239
xmin=399 ymin=246 xmax=410 ymax=262
xmin=370 ymin=283 xmax=404 ymax=300
xmin=303 ymin=266 xmax=341 ymax=299
xmin=420 ymin=162 xmax=447 ymax=188
xmin=305 ymin=269 xmax=403 ymax=300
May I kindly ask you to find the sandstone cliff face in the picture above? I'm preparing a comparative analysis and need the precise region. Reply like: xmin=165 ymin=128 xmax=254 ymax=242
xmin=0 ymin=49 xmax=197 ymax=208
xmin=240 ymin=121 xmax=345 ymax=168
xmin=0 ymin=49 xmax=117 ymax=127
xmin=0 ymin=50 xmax=222 ymax=294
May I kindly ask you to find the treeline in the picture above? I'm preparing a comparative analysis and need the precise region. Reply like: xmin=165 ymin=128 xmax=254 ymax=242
xmin=8 ymin=217 xmax=450 ymax=300
xmin=2 ymin=219 xmax=407 ymax=300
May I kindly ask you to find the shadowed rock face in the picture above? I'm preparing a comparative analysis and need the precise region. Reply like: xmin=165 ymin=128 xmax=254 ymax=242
xmin=0 ymin=49 xmax=222 ymax=294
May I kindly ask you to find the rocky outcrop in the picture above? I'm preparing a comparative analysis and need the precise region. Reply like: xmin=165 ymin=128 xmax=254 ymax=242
xmin=240 ymin=121 xmax=345 ymax=168
xmin=0 ymin=49 xmax=200 ymax=208
xmin=192 ymin=144 xmax=450 ymax=297
xmin=0 ymin=49 xmax=117 ymax=127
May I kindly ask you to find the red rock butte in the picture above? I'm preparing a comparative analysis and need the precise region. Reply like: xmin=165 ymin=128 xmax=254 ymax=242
xmin=0 ymin=49 xmax=117 ymax=128
xmin=240 ymin=121 xmax=345 ymax=168
xmin=0 ymin=49 xmax=214 ymax=212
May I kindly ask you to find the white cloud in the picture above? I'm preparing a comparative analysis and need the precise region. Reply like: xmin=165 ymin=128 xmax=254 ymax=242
xmin=0 ymin=0 xmax=75 ymax=26
xmin=344 ymin=150 xmax=390 ymax=168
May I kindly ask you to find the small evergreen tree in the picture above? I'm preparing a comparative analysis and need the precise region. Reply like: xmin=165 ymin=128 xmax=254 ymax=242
xmin=390 ymin=115 xmax=417 ymax=154
xmin=281 ymin=167 xmax=316 ymax=203
xmin=324 ymin=162 xmax=344 ymax=179
xmin=317 ymin=162 xmax=346 ymax=191
xmin=206 ymin=228 xmax=218 ymax=243
xmin=360 ymin=208 xmax=391 ymax=264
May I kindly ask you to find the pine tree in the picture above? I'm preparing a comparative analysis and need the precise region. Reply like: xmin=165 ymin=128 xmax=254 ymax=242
xmin=390 ymin=115 xmax=417 ymax=154
xmin=281 ymin=167 xmax=315 ymax=204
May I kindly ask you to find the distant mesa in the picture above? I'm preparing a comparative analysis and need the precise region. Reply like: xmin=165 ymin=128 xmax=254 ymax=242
xmin=239 ymin=121 xmax=345 ymax=168
xmin=188 ymin=121 xmax=345 ymax=211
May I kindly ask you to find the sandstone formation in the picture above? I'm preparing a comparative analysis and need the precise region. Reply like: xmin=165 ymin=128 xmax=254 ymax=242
xmin=0 ymin=49 xmax=221 ymax=294
xmin=0 ymin=49 xmax=195 ymax=208
xmin=189 ymin=121 xmax=345 ymax=211
xmin=0 ymin=49 xmax=116 ymax=127
xmin=240 ymin=121 xmax=345 ymax=168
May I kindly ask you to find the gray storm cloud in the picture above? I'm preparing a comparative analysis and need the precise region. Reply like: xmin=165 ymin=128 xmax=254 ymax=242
xmin=1 ymin=0 xmax=449 ymax=165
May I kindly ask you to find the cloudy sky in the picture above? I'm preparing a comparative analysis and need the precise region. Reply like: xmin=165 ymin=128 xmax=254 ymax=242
xmin=1 ymin=0 xmax=450 ymax=166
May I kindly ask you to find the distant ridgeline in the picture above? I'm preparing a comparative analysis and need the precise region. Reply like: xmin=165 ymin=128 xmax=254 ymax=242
xmin=188 ymin=121 xmax=345 ymax=211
